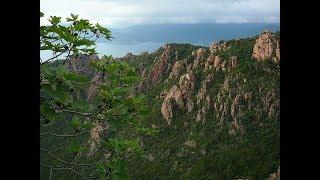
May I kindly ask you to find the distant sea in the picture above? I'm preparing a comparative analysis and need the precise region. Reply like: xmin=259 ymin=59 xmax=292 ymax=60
xmin=40 ymin=41 xmax=209 ymax=61
xmin=40 ymin=23 xmax=279 ymax=61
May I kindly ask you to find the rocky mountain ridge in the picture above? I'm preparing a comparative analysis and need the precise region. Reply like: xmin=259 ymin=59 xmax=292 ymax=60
xmin=121 ymin=30 xmax=280 ymax=178
xmin=124 ymin=30 xmax=279 ymax=129
xmin=60 ymin=30 xmax=280 ymax=178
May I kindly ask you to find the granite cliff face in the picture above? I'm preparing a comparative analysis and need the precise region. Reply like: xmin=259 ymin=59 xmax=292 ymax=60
xmin=150 ymin=44 xmax=171 ymax=83
xmin=252 ymin=30 xmax=280 ymax=63
xmin=125 ymin=30 xmax=280 ymax=178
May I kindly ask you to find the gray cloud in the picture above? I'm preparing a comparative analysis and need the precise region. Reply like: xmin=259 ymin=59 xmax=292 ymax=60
xmin=41 ymin=0 xmax=279 ymax=27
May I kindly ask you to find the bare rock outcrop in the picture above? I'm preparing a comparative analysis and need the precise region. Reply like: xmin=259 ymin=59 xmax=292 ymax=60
xmin=195 ymin=75 xmax=214 ymax=122
xmin=192 ymin=48 xmax=207 ymax=69
xmin=179 ymin=71 xmax=196 ymax=100
xmin=204 ymin=55 xmax=222 ymax=72
xmin=252 ymin=30 xmax=280 ymax=63
xmin=164 ymin=85 xmax=185 ymax=109
xmin=66 ymin=54 xmax=100 ymax=77
xmin=161 ymin=72 xmax=196 ymax=123
xmin=196 ymin=84 xmax=207 ymax=106
xmin=195 ymin=48 xmax=206 ymax=60
xmin=123 ymin=52 xmax=133 ymax=59
xmin=169 ymin=60 xmax=185 ymax=79
xmin=150 ymin=44 xmax=171 ymax=83
xmin=210 ymin=41 xmax=228 ymax=53
xmin=213 ymin=56 xmax=222 ymax=71
xmin=161 ymin=99 xmax=175 ymax=125
xmin=161 ymin=85 xmax=185 ymax=124
xmin=204 ymin=54 xmax=222 ymax=72
xmin=262 ymin=90 xmax=279 ymax=118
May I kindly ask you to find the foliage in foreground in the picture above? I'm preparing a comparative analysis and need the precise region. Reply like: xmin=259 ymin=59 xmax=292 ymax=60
xmin=40 ymin=12 xmax=153 ymax=179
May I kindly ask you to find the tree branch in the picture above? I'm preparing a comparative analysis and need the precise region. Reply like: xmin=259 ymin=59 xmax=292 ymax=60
xmin=40 ymin=130 xmax=90 ymax=137
xmin=40 ymin=148 xmax=108 ymax=167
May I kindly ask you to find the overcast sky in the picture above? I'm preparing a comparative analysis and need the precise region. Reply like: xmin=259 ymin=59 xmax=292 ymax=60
xmin=40 ymin=0 xmax=280 ymax=28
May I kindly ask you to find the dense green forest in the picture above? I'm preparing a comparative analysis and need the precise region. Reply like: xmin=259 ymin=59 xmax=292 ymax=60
xmin=40 ymin=12 xmax=280 ymax=179
xmin=121 ymin=35 xmax=280 ymax=179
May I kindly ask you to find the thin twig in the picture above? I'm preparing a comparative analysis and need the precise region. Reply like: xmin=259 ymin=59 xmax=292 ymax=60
xmin=40 ymin=148 xmax=107 ymax=166
xmin=42 ymin=48 xmax=69 ymax=64
xmin=40 ymin=130 xmax=90 ymax=137
xmin=69 ymin=168 xmax=90 ymax=180
xmin=49 ymin=167 xmax=53 ymax=180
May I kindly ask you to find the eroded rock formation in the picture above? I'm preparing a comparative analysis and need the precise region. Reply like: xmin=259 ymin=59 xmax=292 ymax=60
xmin=161 ymin=85 xmax=185 ymax=124
xmin=253 ymin=30 xmax=280 ymax=63
xmin=150 ymin=44 xmax=171 ymax=82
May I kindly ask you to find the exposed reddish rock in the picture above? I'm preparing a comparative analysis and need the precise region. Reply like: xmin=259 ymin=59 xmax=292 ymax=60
xmin=253 ymin=30 xmax=280 ymax=63
xmin=192 ymin=48 xmax=207 ymax=69
xmin=66 ymin=54 xmax=99 ymax=76
xmin=179 ymin=71 xmax=196 ymax=100
xmin=165 ymin=85 xmax=185 ymax=109
xmin=161 ymin=99 xmax=174 ymax=125
xmin=196 ymin=48 xmax=206 ymax=59
xmin=196 ymin=84 xmax=207 ymax=106
xmin=161 ymin=85 xmax=185 ymax=124
xmin=150 ymin=44 xmax=171 ymax=83
xmin=169 ymin=60 xmax=185 ymax=79
xmin=204 ymin=54 xmax=215 ymax=72
xmin=210 ymin=41 xmax=228 ymax=53
xmin=213 ymin=55 xmax=222 ymax=70
xmin=196 ymin=95 xmax=212 ymax=123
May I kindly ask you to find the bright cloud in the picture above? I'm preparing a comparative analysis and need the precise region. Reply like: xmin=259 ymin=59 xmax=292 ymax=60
xmin=40 ymin=0 xmax=279 ymax=28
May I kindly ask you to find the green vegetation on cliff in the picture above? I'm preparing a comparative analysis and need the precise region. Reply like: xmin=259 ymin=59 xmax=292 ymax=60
xmin=123 ymin=33 xmax=280 ymax=179
xmin=40 ymin=11 xmax=280 ymax=179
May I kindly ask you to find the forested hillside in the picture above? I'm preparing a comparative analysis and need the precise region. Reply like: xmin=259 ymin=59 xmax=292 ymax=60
xmin=119 ymin=30 xmax=280 ymax=179
xmin=40 ymin=12 xmax=280 ymax=178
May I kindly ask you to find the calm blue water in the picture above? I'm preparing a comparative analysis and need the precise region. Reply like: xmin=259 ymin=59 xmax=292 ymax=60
xmin=41 ymin=41 xmax=164 ymax=61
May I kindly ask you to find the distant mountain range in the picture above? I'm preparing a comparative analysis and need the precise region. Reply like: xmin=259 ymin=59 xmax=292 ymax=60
xmin=99 ymin=23 xmax=280 ymax=45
